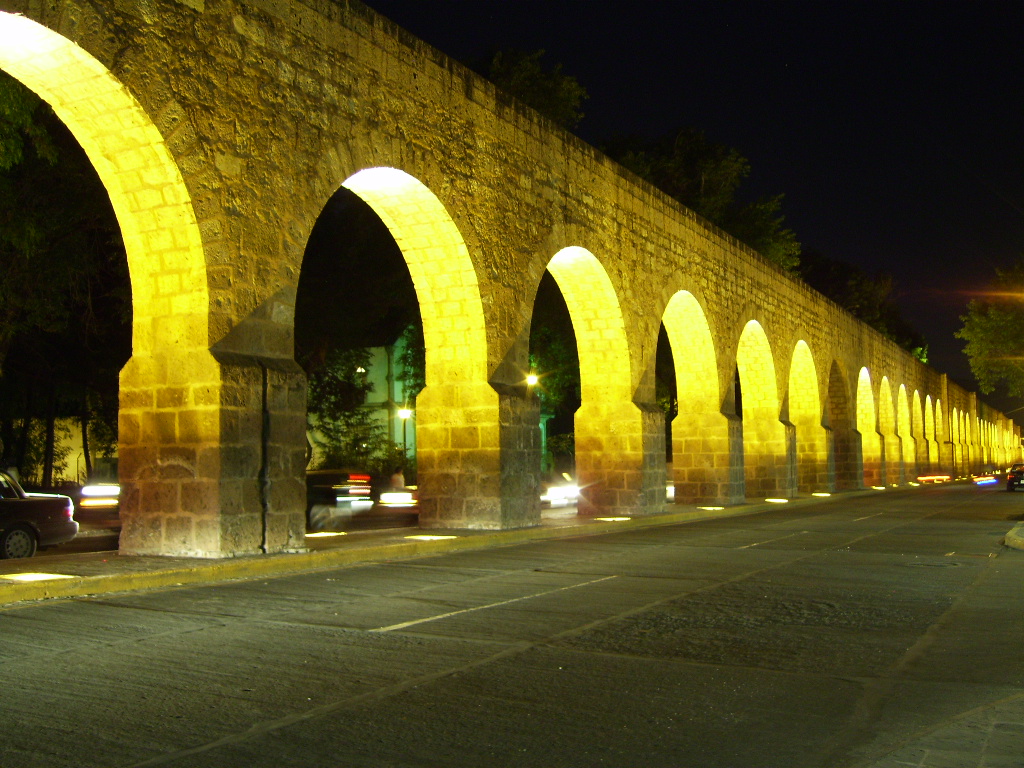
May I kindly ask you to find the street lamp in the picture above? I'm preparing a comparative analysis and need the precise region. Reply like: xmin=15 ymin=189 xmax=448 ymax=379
xmin=398 ymin=407 xmax=412 ymax=454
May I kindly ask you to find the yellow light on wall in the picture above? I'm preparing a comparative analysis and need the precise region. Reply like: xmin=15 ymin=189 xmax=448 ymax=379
xmin=526 ymin=373 xmax=539 ymax=386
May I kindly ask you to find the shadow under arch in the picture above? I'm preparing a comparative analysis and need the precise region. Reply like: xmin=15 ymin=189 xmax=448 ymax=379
xmin=897 ymin=384 xmax=913 ymax=481
xmin=788 ymin=340 xmax=828 ymax=492
xmin=341 ymin=168 xmax=514 ymax=528
xmin=911 ymin=389 xmax=927 ymax=473
xmin=736 ymin=320 xmax=793 ymax=497
xmin=857 ymin=368 xmax=883 ymax=486
xmin=878 ymin=377 xmax=898 ymax=485
xmin=0 ymin=14 xmax=232 ymax=556
xmin=925 ymin=395 xmax=938 ymax=469
xmin=827 ymin=360 xmax=860 ymax=490
xmin=662 ymin=291 xmax=736 ymax=504
xmin=544 ymin=246 xmax=654 ymax=514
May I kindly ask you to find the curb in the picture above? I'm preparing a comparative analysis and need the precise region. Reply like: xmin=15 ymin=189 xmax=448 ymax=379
xmin=0 ymin=487 xmax=986 ymax=607
xmin=0 ymin=503 xmax=768 ymax=607
xmin=1004 ymin=523 xmax=1024 ymax=551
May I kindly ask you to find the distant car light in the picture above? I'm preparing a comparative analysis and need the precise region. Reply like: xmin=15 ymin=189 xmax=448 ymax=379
xmin=379 ymin=491 xmax=417 ymax=507
xmin=81 ymin=484 xmax=120 ymax=497
xmin=973 ymin=475 xmax=997 ymax=485
xmin=540 ymin=484 xmax=580 ymax=507
xmin=79 ymin=483 xmax=120 ymax=509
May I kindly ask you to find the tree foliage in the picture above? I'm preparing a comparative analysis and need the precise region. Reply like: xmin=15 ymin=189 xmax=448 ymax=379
xmin=0 ymin=72 xmax=130 ymax=484
xmin=800 ymin=248 xmax=928 ymax=362
xmin=605 ymin=128 xmax=800 ymax=271
xmin=956 ymin=256 xmax=1024 ymax=397
xmin=486 ymin=49 xmax=588 ymax=130
xmin=305 ymin=347 xmax=406 ymax=474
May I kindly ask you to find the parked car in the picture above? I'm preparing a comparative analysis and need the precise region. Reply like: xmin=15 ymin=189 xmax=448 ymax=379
xmin=306 ymin=469 xmax=375 ymax=531
xmin=0 ymin=470 xmax=79 ymax=558
xmin=1006 ymin=463 xmax=1024 ymax=492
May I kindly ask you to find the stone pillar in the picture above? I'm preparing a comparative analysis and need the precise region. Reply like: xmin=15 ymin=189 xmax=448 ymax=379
xmin=118 ymin=350 xmax=307 ymax=557
xmin=497 ymin=385 xmax=542 ymax=528
xmin=415 ymin=380 xmax=501 ymax=529
xmin=860 ymin=429 xmax=884 ymax=487
xmin=575 ymin=399 xmax=665 ymax=516
xmin=672 ymin=410 xmax=744 ymax=505
xmin=914 ymin=436 xmax=929 ymax=478
xmin=796 ymin=423 xmax=831 ymax=492
xmin=742 ymin=416 xmax=797 ymax=498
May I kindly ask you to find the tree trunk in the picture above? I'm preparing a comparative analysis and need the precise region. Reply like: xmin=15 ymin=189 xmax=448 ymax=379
xmin=80 ymin=396 xmax=92 ymax=482
xmin=13 ymin=415 xmax=31 ymax=475
xmin=42 ymin=389 xmax=56 ymax=489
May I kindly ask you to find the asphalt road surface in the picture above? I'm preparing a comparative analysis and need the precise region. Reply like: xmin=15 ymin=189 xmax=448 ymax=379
xmin=2 ymin=483 xmax=1022 ymax=767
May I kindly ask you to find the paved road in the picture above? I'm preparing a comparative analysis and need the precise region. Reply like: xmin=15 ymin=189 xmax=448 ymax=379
xmin=2 ymin=484 xmax=1022 ymax=767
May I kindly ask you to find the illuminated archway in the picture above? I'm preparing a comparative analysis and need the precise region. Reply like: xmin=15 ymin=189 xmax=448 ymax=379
xmin=545 ymin=247 xmax=645 ymax=514
xmin=911 ymin=390 xmax=927 ymax=473
xmin=0 ymin=14 xmax=208 ymax=355
xmin=827 ymin=361 xmax=858 ymax=489
xmin=897 ymin=384 xmax=912 ymax=483
xmin=341 ymin=168 xmax=504 ymax=528
xmin=856 ymin=368 xmax=882 ymax=486
xmin=951 ymin=407 xmax=962 ymax=474
xmin=788 ymin=341 xmax=827 ymax=491
xmin=878 ymin=378 xmax=897 ymax=485
xmin=925 ymin=395 xmax=937 ymax=469
xmin=935 ymin=398 xmax=948 ymax=473
xmin=662 ymin=291 xmax=734 ymax=503
xmin=736 ymin=321 xmax=792 ymax=497
xmin=0 ymin=14 xmax=233 ymax=555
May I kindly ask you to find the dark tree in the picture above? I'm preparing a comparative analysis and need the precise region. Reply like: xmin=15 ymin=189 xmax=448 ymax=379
xmin=800 ymin=247 xmax=928 ymax=362
xmin=956 ymin=256 xmax=1024 ymax=398
xmin=604 ymin=128 xmax=801 ymax=271
xmin=485 ymin=48 xmax=588 ymax=130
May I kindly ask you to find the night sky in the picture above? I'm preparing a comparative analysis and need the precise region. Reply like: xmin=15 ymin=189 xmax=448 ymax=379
xmin=365 ymin=0 xmax=1024 ymax=410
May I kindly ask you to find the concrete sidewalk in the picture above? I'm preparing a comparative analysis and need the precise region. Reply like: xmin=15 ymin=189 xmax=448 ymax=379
xmin=0 ymin=493 xmax=860 ymax=608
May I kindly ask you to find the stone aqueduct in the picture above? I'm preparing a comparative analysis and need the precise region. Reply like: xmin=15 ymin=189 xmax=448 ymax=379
xmin=0 ymin=0 xmax=1018 ymax=557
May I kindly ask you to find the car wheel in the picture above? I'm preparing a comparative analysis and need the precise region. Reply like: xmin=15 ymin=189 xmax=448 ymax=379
xmin=0 ymin=525 xmax=38 ymax=559
xmin=1008 ymin=483 xmax=1016 ymax=492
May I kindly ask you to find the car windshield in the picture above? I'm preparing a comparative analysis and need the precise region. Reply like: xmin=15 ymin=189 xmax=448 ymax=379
xmin=0 ymin=474 xmax=19 ymax=499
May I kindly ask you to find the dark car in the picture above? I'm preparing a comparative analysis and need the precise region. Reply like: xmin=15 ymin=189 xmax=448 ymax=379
xmin=0 ymin=470 xmax=79 ymax=558
xmin=1006 ymin=463 xmax=1024 ymax=492
xmin=306 ymin=469 xmax=375 ymax=531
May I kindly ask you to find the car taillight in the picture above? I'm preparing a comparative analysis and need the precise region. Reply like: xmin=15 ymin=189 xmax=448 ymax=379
xmin=65 ymin=500 xmax=75 ymax=520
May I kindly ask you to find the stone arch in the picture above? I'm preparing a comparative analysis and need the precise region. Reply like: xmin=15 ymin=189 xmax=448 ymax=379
xmin=662 ymin=291 xmax=736 ymax=504
xmin=857 ymin=368 xmax=883 ymax=486
xmin=340 ymin=167 xmax=512 ymax=528
xmin=878 ymin=378 xmax=898 ymax=485
xmin=788 ymin=341 xmax=828 ymax=491
xmin=951 ymin=407 xmax=962 ymax=474
xmin=544 ymin=246 xmax=653 ymax=514
xmin=935 ymin=398 xmax=948 ymax=473
xmin=912 ymin=389 xmax=928 ymax=474
xmin=0 ymin=13 xmax=239 ymax=556
xmin=897 ymin=384 xmax=913 ymax=483
xmin=925 ymin=395 xmax=938 ymax=469
xmin=827 ymin=360 xmax=859 ymax=489
xmin=736 ymin=320 xmax=792 ymax=497
xmin=0 ymin=14 xmax=208 ymax=354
